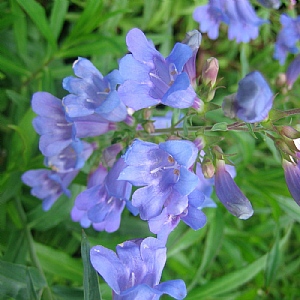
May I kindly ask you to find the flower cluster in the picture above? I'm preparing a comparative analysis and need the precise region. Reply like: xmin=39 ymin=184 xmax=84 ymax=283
xmin=193 ymin=0 xmax=268 ymax=43
xmin=22 ymin=15 xmax=300 ymax=297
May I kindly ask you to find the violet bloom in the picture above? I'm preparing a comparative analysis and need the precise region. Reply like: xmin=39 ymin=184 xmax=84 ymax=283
xmin=283 ymin=158 xmax=300 ymax=206
xmin=282 ymin=139 xmax=300 ymax=206
xmin=63 ymin=57 xmax=127 ymax=122
xmin=45 ymin=141 xmax=95 ymax=173
xmin=90 ymin=237 xmax=187 ymax=300
xmin=193 ymin=0 xmax=267 ymax=43
xmin=222 ymin=71 xmax=273 ymax=123
xmin=32 ymin=92 xmax=75 ymax=157
xmin=193 ymin=0 xmax=229 ymax=40
xmin=119 ymin=139 xmax=199 ymax=220
xmin=118 ymin=28 xmax=196 ymax=110
xmin=274 ymin=14 xmax=300 ymax=65
xmin=225 ymin=0 xmax=268 ymax=43
xmin=22 ymin=169 xmax=78 ymax=211
xmin=72 ymin=158 xmax=133 ymax=232
xmin=215 ymin=160 xmax=253 ymax=219
xmin=286 ymin=54 xmax=300 ymax=89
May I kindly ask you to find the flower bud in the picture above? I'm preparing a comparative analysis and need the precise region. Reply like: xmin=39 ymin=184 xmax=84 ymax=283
xmin=201 ymin=158 xmax=215 ymax=178
xmin=143 ymin=121 xmax=155 ymax=134
xmin=280 ymin=126 xmax=300 ymax=140
xmin=286 ymin=54 xmax=300 ymax=90
xmin=215 ymin=160 xmax=253 ymax=219
xmin=283 ymin=159 xmax=300 ymax=206
xmin=202 ymin=57 xmax=219 ymax=87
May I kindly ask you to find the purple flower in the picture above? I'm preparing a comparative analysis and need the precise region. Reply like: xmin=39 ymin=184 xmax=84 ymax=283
xmin=63 ymin=57 xmax=127 ymax=122
xmin=286 ymin=54 xmax=300 ymax=89
xmin=22 ymin=169 xmax=78 ymax=211
xmin=45 ymin=141 xmax=95 ymax=173
xmin=90 ymin=237 xmax=187 ymax=299
xmin=282 ymin=140 xmax=300 ymax=206
xmin=274 ymin=15 xmax=300 ymax=65
xmin=118 ymin=28 xmax=196 ymax=110
xmin=193 ymin=0 xmax=267 ymax=43
xmin=119 ymin=139 xmax=199 ymax=220
xmin=283 ymin=158 xmax=300 ymax=206
xmin=193 ymin=0 xmax=228 ymax=40
xmin=32 ymin=92 xmax=75 ymax=157
xmin=222 ymin=71 xmax=273 ymax=123
xmin=71 ymin=158 xmax=133 ymax=232
xmin=225 ymin=0 xmax=268 ymax=43
xmin=257 ymin=0 xmax=281 ymax=9
xmin=215 ymin=160 xmax=253 ymax=219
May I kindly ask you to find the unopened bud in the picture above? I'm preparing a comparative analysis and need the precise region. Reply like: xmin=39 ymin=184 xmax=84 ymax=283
xmin=143 ymin=122 xmax=155 ymax=134
xmin=202 ymin=158 xmax=215 ymax=178
xmin=202 ymin=57 xmax=219 ymax=87
xmin=280 ymin=126 xmax=300 ymax=139
xmin=193 ymin=137 xmax=205 ymax=151
xmin=276 ymin=72 xmax=286 ymax=87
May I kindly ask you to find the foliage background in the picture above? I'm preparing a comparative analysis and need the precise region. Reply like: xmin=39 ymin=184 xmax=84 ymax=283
xmin=1 ymin=0 xmax=300 ymax=299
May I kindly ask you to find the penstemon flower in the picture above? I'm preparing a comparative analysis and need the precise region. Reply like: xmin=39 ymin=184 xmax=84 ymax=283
xmin=90 ymin=237 xmax=187 ymax=299
xmin=118 ymin=28 xmax=197 ymax=110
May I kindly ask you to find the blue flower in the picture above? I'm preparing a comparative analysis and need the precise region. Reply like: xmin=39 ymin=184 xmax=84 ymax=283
xmin=283 ymin=158 xmax=300 ymax=206
xmin=286 ymin=54 xmax=300 ymax=89
xmin=45 ymin=141 xmax=96 ymax=173
xmin=90 ymin=237 xmax=187 ymax=300
xmin=225 ymin=0 xmax=268 ymax=43
xmin=63 ymin=57 xmax=127 ymax=122
xmin=22 ymin=169 xmax=78 ymax=211
xmin=274 ymin=14 xmax=300 ymax=65
xmin=118 ymin=28 xmax=196 ymax=110
xmin=72 ymin=158 xmax=133 ymax=232
xmin=222 ymin=71 xmax=273 ymax=123
xmin=193 ymin=0 xmax=267 ymax=43
xmin=193 ymin=0 xmax=228 ymax=40
xmin=215 ymin=160 xmax=253 ymax=219
xmin=32 ymin=92 xmax=75 ymax=157
xmin=119 ymin=139 xmax=199 ymax=221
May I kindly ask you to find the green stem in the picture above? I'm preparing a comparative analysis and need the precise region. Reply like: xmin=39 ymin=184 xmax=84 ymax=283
xmin=15 ymin=198 xmax=53 ymax=300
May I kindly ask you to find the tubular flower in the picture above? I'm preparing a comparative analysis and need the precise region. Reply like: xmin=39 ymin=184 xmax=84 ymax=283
xmin=119 ymin=139 xmax=199 ymax=220
xmin=32 ymin=92 xmax=75 ymax=157
xmin=63 ymin=57 xmax=127 ymax=122
xmin=282 ymin=139 xmax=300 ymax=206
xmin=90 ymin=237 xmax=187 ymax=300
xmin=22 ymin=169 xmax=78 ymax=211
xmin=222 ymin=71 xmax=273 ymax=123
xmin=193 ymin=0 xmax=228 ymax=40
xmin=286 ymin=54 xmax=300 ymax=89
xmin=274 ymin=14 xmax=300 ymax=65
xmin=71 ymin=158 xmax=133 ymax=233
xmin=193 ymin=0 xmax=267 ymax=43
xmin=215 ymin=160 xmax=253 ymax=219
xmin=118 ymin=28 xmax=196 ymax=110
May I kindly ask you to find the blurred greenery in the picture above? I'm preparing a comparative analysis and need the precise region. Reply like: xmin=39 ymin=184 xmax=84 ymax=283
xmin=1 ymin=0 xmax=300 ymax=299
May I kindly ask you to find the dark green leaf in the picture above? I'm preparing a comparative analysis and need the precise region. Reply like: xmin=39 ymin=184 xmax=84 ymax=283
xmin=81 ymin=231 xmax=102 ymax=300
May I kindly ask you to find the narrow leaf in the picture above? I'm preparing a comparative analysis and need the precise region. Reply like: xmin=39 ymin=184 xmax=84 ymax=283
xmin=81 ymin=231 xmax=102 ymax=300
xmin=50 ymin=0 xmax=69 ymax=39
xmin=16 ymin=0 xmax=56 ymax=47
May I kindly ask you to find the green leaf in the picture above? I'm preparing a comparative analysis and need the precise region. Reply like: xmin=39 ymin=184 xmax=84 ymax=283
xmin=50 ymin=0 xmax=69 ymax=40
xmin=15 ymin=0 xmax=56 ymax=47
xmin=264 ymin=234 xmax=281 ymax=287
xmin=0 ymin=260 xmax=46 ymax=300
xmin=11 ymin=0 xmax=28 ymax=56
xmin=188 ymin=254 xmax=267 ymax=299
xmin=35 ymin=242 xmax=83 ymax=283
xmin=0 ymin=54 xmax=31 ymax=76
xmin=26 ymin=269 xmax=39 ymax=300
xmin=81 ymin=231 xmax=102 ymax=300
xmin=211 ymin=122 xmax=228 ymax=131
